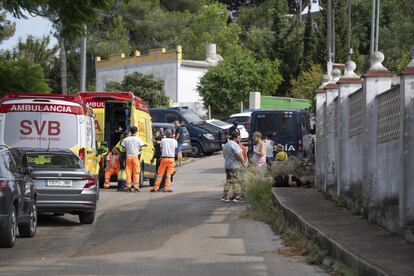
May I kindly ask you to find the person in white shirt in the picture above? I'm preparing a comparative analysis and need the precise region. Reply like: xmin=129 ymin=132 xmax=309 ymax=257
xmin=121 ymin=126 xmax=144 ymax=192
xmin=151 ymin=130 xmax=177 ymax=193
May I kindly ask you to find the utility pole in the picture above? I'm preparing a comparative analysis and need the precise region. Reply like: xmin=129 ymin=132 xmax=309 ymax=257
xmin=375 ymin=0 xmax=380 ymax=52
xmin=370 ymin=0 xmax=376 ymax=58
xmin=80 ymin=25 xmax=87 ymax=92
xmin=299 ymin=0 xmax=302 ymax=22
xmin=347 ymin=0 xmax=353 ymax=61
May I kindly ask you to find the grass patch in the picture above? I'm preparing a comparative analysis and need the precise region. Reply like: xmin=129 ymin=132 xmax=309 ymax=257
xmin=240 ymin=167 xmax=355 ymax=274
xmin=329 ymin=262 xmax=359 ymax=276
xmin=333 ymin=196 xmax=347 ymax=208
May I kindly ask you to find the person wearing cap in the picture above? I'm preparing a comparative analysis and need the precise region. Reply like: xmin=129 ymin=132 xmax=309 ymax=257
xmin=151 ymin=129 xmax=177 ymax=193
xmin=121 ymin=126 xmax=144 ymax=192
xmin=275 ymin=144 xmax=288 ymax=161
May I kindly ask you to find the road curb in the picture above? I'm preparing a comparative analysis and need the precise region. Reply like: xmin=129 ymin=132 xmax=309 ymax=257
xmin=271 ymin=189 xmax=389 ymax=276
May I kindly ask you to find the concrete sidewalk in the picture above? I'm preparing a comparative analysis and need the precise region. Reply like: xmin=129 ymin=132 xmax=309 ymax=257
xmin=272 ymin=187 xmax=414 ymax=276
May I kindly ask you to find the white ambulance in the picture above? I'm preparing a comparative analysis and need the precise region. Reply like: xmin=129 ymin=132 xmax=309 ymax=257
xmin=0 ymin=93 xmax=99 ymax=176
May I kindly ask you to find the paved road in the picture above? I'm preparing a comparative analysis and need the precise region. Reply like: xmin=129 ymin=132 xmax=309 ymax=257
xmin=0 ymin=154 xmax=326 ymax=276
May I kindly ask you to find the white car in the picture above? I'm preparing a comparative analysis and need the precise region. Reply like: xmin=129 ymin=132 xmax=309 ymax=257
xmin=205 ymin=119 xmax=249 ymax=142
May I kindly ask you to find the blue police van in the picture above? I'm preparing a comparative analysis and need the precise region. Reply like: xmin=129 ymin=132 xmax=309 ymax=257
xmin=249 ymin=109 xmax=313 ymax=157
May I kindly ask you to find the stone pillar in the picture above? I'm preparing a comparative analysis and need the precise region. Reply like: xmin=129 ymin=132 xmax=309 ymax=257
xmin=249 ymin=92 xmax=261 ymax=110
xmin=400 ymin=47 xmax=414 ymax=241
xmin=336 ymin=61 xmax=362 ymax=198
xmin=324 ymin=69 xmax=341 ymax=195
xmin=362 ymin=52 xmax=393 ymax=208
xmin=315 ymin=75 xmax=329 ymax=190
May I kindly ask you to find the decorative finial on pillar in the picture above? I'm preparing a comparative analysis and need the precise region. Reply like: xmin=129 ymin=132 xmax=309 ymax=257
xmin=320 ymin=74 xmax=330 ymax=88
xmin=344 ymin=61 xmax=359 ymax=78
xmin=331 ymin=68 xmax=341 ymax=82
xmin=369 ymin=51 xmax=388 ymax=71
xmin=407 ymin=46 xmax=414 ymax=68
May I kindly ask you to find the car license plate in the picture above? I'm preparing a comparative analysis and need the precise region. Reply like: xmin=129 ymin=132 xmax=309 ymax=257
xmin=183 ymin=143 xmax=189 ymax=146
xmin=47 ymin=180 xmax=72 ymax=187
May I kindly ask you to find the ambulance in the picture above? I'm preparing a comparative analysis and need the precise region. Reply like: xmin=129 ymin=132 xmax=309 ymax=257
xmin=78 ymin=92 xmax=155 ymax=185
xmin=0 ymin=93 xmax=99 ymax=177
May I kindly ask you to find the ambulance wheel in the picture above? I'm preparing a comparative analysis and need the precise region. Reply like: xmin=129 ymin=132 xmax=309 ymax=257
xmin=139 ymin=163 xmax=145 ymax=188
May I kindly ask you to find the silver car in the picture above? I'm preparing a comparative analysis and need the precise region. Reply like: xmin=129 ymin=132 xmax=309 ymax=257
xmin=16 ymin=148 xmax=98 ymax=224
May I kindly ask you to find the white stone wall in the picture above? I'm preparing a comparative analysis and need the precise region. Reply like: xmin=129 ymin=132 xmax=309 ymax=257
xmin=177 ymin=65 xmax=207 ymax=103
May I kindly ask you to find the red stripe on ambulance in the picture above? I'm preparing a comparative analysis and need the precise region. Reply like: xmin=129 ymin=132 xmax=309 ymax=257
xmin=0 ymin=104 xmax=83 ymax=114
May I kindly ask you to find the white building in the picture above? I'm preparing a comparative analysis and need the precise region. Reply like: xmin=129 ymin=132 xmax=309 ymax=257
xmin=95 ymin=44 xmax=222 ymax=115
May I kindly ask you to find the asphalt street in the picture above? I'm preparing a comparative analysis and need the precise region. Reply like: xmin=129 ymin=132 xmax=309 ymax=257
xmin=0 ymin=154 xmax=326 ymax=276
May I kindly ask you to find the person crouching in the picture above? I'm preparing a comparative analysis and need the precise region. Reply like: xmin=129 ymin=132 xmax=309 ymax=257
xmin=151 ymin=130 xmax=177 ymax=193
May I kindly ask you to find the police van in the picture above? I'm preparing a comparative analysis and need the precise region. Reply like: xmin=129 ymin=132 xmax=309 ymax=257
xmin=78 ymin=92 xmax=155 ymax=185
xmin=249 ymin=109 xmax=313 ymax=156
xmin=0 ymin=93 xmax=100 ymax=177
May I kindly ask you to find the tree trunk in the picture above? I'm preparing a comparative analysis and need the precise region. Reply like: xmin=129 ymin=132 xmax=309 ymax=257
xmin=59 ymin=29 xmax=68 ymax=94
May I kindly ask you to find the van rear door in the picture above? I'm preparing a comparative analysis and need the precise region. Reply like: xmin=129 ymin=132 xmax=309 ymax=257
xmin=252 ymin=111 xmax=300 ymax=153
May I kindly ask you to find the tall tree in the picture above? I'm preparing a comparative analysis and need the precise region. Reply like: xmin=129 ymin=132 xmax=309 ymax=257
xmin=198 ymin=49 xmax=282 ymax=118
xmin=0 ymin=58 xmax=51 ymax=95
xmin=11 ymin=35 xmax=57 ymax=71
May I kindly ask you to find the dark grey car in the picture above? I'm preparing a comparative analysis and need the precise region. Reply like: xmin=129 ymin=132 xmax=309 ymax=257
xmin=16 ymin=148 xmax=98 ymax=224
xmin=0 ymin=146 xmax=37 ymax=248
xmin=152 ymin=122 xmax=192 ymax=155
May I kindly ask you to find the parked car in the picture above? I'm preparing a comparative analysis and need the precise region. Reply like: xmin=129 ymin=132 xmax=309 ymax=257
xmin=150 ymin=107 xmax=224 ymax=158
xmin=152 ymin=123 xmax=192 ymax=155
xmin=205 ymin=119 xmax=249 ymax=143
xmin=16 ymin=148 xmax=98 ymax=225
xmin=227 ymin=112 xmax=252 ymax=133
xmin=249 ymin=110 xmax=313 ymax=156
xmin=0 ymin=146 xmax=37 ymax=248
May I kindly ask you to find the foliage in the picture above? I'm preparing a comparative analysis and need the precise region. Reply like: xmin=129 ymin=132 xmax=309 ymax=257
xmin=290 ymin=64 xmax=323 ymax=111
xmin=0 ymin=9 xmax=15 ymax=44
xmin=0 ymin=58 xmax=51 ymax=95
xmin=88 ymin=15 xmax=131 ymax=59
xmin=3 ymin=0 xmax=114 ymax=41
xmin=8 ymin=35 xmax=57 ymax=69
xmin=178 ymin=3 xmax=242 ymax=60
xmin=105 ymin=72 xmax=169 ymax=108
xmin=197 ymin=49 xmax=282 ymax=118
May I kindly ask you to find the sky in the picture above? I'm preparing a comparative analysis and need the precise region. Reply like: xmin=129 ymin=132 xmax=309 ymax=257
xmin=0 ymin=13 xmax=56 ymax=50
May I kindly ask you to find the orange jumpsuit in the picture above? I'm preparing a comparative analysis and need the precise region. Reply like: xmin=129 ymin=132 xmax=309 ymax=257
xmin=152 ymin=158 xmax=175 ymax=192
xmin=126 ymin=156 xmax=140 ymax=190
xmin=105 ymin=152 xmax=120 ymax=188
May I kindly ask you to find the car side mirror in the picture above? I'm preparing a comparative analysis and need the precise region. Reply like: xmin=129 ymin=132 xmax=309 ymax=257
xmin=21 ymin=166 xmax=33 ymax=175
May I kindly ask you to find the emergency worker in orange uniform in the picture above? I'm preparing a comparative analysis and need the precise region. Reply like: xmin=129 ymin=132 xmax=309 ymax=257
xmin=151 ymin=130 xmax=177 ymax=193
xmin=121 ymin=126 xmax=144 ymax=192
xmin=104 ymin=147 xmax=120 ymax=189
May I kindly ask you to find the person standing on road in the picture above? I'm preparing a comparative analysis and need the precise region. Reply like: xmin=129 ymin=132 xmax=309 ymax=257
xmin=174 ymin=120 xmax=184 ymax=167
xmin=151 ymin=130 xmax=177 ymax=193
xmin=222 ymin=131 xmax=245 ymax=203
xmin=115 ymin=130 xmax=130 ymax=191
xmin=252 ymin=131 xmax=266 ymax=167
xmin=104 ymin=147 xmax=120 ymax=189
xmin=121 ymin=126 xmax=143 ymax=192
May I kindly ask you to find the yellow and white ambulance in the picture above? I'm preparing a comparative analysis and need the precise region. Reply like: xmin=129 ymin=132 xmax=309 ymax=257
xmin=78 ymin=92 xmax=155 ymax=185
xmin=0 ymin=93 xmax=100 ymax=177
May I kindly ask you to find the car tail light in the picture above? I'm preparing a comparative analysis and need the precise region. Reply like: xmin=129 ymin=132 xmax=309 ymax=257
xmin=79 ymin=148 xmax=85 ymax=161
xmin=0 ymin=179 xmax=8 ymax=190
xmin=84 ymin=177 xmax=96 ymax=189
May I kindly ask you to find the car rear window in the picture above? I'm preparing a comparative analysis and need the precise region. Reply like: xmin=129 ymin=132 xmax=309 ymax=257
xmin=210 ymin=120 xmax=229 ymax=127
xmin=25 ymin=154 xmax=82 ymax=169
xmin=228 ymin=117 xmax=250 ymax=124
